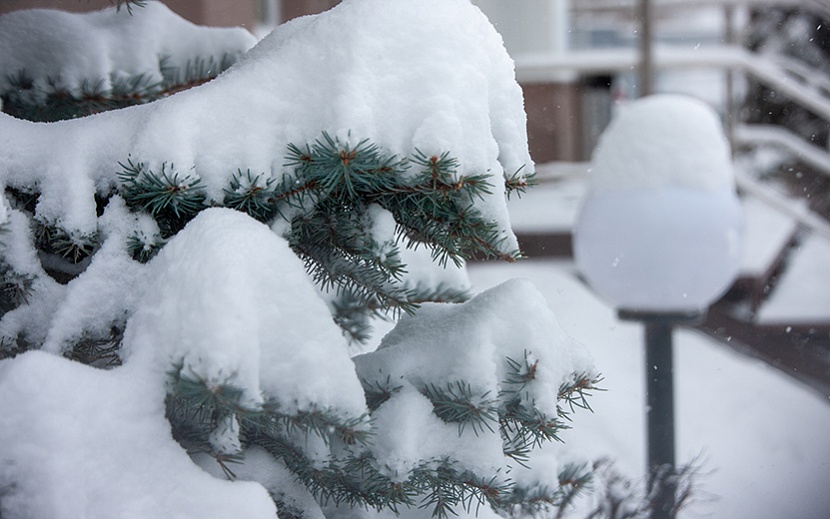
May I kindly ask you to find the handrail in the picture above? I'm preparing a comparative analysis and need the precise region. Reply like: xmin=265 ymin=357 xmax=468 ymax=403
xmin=773 ymin=55 xmax=830 ymax=100
xmin=734 ymin=169 xmax=830 ymax=242
xmin=515 ymin=45 xmax=830 ymax=121
xmin=572 ymin=0 xmax=813 ymax=14
xmin=735 ymin=124 xmax=830 ymax=179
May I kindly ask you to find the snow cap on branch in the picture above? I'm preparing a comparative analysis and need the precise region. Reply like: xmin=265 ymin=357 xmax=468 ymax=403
xmin=123 ymin=208 xmax=367 ymax=418
xmin=0 ymin=0 xmax=530 ymax=254
xmin=355 ymin=279 xmax=595 ymax=476
xmin=0 ymin=2 xmax=256 ymax=101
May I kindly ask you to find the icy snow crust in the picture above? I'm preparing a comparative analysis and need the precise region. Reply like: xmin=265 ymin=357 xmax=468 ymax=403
xmin=0 ymin=0 xmax=530 ymax=252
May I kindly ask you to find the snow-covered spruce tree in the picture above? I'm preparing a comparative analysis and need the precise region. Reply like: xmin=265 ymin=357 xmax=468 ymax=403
xmin=0 ymin=2 xmax=600 ymax=518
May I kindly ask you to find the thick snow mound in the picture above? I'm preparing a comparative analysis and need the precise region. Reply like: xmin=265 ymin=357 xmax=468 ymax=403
xmin=358 ymin=279 xmax=593 ymax=416
xmin=0 ymin=351 xmax=277 ymax=519
xmin=590 ymin=94 xmax=734 ymax=192
xmin=0 ymin=0 xmax=530 ymax=253
xmin=124 ymin=208 xmax=368 ymax=417
xmin=0 ymin=2 xmax=256 ymax=100
xmin=355 ymin=279 xmax=595 ymax=476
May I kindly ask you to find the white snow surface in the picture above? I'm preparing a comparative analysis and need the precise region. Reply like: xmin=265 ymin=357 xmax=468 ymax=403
xmin=0 ymin=2 xmax=256 ymax=100
xmin=124 ymin=208 xmax=367 ymax=418
xmin=355 ymin=278 xmax=595 ymax=478
xmin=0 ymin=208 xmax=370 ymax=516
xmin=0 ymin=351 xmax=278 ymax=519
xmin=574 ymin=187 xmax=744 ymax=312
xmin=757 ymin=233 xmax=830 ymax=323
xmin=589 ymin=95 xmax=734 ymax=193
xmin=0 ymin=0 xmax=530 ymax=253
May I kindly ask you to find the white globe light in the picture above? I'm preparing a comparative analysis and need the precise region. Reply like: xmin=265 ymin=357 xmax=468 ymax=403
xmin=574 ymin=94 xmax=744 ymax=313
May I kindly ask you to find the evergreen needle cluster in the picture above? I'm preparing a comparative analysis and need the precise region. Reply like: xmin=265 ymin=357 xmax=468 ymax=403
xmin=1 ymin=53 xmax=237 ymax=122
xmin=112 ymin=131 xmax=533 ymax=341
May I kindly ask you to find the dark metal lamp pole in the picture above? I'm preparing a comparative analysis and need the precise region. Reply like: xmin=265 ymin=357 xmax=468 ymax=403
xmin=619 ymin=310 xmax=702 ymax=519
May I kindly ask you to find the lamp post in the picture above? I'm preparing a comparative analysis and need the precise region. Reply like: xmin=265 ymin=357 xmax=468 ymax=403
xmin=573 ymin=95 xmax=743 ymax=519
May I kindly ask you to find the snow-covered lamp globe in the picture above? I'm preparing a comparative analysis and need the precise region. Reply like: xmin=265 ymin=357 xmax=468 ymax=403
xmin=573 ymin=94 xmax=743 ymax=519
xmin=574 ymin=94 xmax=743 ymax=315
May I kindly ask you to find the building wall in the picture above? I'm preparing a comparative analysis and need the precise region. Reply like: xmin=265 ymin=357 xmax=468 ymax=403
xmin=523 ymin=83 xmax=582 ymax=163
xmin=280 ymin=0 xmax=340 ymax=21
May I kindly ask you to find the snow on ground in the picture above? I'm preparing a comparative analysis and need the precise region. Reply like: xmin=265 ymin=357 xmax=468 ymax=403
xmin=506 ymin=174 xmax=585 ymax=233
xmin=739 ymin=195 xmax=798 ymax=278
xmin=468 ymin=258 xmax=830 ymax=519
xmin=757 ymin=233 xmax=830 ymax=323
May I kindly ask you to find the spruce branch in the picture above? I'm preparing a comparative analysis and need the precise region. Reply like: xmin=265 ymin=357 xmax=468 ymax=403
xmin=111 ymin=0 xmax=147 ymax=14
xmin=331 ymin=289 xmax=386 ymax=344
xmin=422 ymin=381 xmax=499 ymax=436
xmin=4 ymin=186 xmax=39 ymax=214
xmin=2 ymin=54 xmax=239 ymax=122
xmin=3 ymin=70 xmax=161 ymax=121
xmin=502 ymin=350 xmax=539 ymax=391
xmin=498 ymin=472 xmax=591 ymax=519
xmin=284 ymin=134 xmax=521 ymax=269
xmin=0 ymin=335 xmax=29 ymax=362
xmin=409 ymin=149 xmax=492 ymax=203
xmin=210 ymin=451 xmax=245 ymax=480
xmin=63 ymin=328 xmax=124 ymax=368
xmin=159 ymin=53 xmax=239 ymax=94
xmin=0 ymin=242 xmax=34 ymax=314
xmin=168 ymin=369 xmax=252 ymax=426
xmin=117 ymin=158 xmax=205 ymax=236
xmin=246 ymin=431 xmax=399 ymax=510
xmin=558 ymin=373 xmax=604 ymax=419
xmin=554 ymin=462 xmax=594 ymax=516
xmin=289 ymin=209 xmax=415 ymax=315
xmin=405 ymin=282 xmax=470 ymax=305
xmin=223 ymin=169 xmax=279 ymax=222
xmin=34 ymin=223 xmax=98 ymax=265
xmin=361 ymin=375 xmax=404 ymax=412
xmin=255 ymin=406 xmax=371 ymax=448
xmin=126 ymin=230 xmax=165 ymax=263
xmin=409 ymin=461 xmax=508 ymax=519
xmin=504 ymin=165 xmax=536 ymax=200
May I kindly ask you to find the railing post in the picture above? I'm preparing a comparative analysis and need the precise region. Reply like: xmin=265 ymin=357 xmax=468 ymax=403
xmin=638 ymin=0 xmax=653 ymax=97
